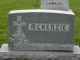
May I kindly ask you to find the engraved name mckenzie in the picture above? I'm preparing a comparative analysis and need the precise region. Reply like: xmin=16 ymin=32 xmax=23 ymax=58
xmin=29 ymin=23 xmax=69 ymax=31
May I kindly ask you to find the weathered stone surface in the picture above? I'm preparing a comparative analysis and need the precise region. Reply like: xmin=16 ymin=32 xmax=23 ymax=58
xmin=0 ymin=44 xmax=80 ymax=60
xmin=56 ymin=56 xmax=79 ymax=60
xmin=8 ymin=9 xmax=75 ymax=51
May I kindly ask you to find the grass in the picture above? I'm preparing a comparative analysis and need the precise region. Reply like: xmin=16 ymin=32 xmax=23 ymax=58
xmin=0 ymin=0 xmax=80 ymax=47
xmin=70 ymin=0 xmax=80 ymax=44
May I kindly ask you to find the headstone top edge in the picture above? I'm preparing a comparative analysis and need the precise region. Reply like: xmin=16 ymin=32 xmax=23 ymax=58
xmin=9 ymin=9 xmax=74 ymax=15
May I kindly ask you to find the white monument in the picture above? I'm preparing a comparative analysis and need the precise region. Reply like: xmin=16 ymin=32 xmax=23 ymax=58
xmin=41 ymin=0 xmax=69 ymax=11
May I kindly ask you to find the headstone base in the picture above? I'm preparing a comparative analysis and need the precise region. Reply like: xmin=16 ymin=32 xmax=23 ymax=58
xmin=0 ymin=44 xmax=80 ymax=60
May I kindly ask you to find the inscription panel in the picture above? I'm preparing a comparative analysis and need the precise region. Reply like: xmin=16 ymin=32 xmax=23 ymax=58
xmin=29 ymin=23 xmax=69 ymax=31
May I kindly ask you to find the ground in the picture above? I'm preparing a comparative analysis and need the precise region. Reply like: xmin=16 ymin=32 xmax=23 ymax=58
xmin=0 ymin=0 xmax=80 ymax=47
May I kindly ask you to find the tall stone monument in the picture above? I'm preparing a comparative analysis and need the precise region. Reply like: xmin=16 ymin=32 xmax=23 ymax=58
xmin=0 ymin=0 xmax=80 ymax=60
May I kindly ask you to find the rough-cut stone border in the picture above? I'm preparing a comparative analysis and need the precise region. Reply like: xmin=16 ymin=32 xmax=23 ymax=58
xmin=0 ymin=44 xmax=80 ymax=60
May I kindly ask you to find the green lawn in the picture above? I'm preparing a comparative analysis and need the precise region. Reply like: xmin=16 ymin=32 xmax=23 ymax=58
xmin=70 ymin=0 xmax=80 ymax=44
xmin=0 ymin=0 xmax=80 ymax=47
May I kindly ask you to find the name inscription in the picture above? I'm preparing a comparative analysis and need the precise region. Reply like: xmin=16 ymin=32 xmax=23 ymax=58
xmin=47 ymin=0 xmax=64 ymax=5
xmin=29 ymin=23 xmax=69 ymax=31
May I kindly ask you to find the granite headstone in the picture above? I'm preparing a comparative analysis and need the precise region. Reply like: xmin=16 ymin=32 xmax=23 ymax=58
xmin=0 ymin=0 xmax=80 ymax=60
xmin=8 ymin=9 xmax=75 ymax=51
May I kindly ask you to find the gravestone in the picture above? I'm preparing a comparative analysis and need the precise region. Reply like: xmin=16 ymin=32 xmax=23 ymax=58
xmin=41 ymin=0 xmax=69 ymax=11
xmin=8 ymin=0 xmax=74 ymax=51
xmin=1 ymin=0 xmax=80 ymax=60
xmin=8 ymin=9 xmax=75 ymax=51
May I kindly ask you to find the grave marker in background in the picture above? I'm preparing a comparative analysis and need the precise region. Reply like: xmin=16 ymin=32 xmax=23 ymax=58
xmin=41 ymin=0 xmax=69 ymax=11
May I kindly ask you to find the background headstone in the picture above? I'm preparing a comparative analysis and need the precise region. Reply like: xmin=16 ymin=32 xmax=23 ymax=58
xmin=41 ymin=0 xmax=69 ymax=11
